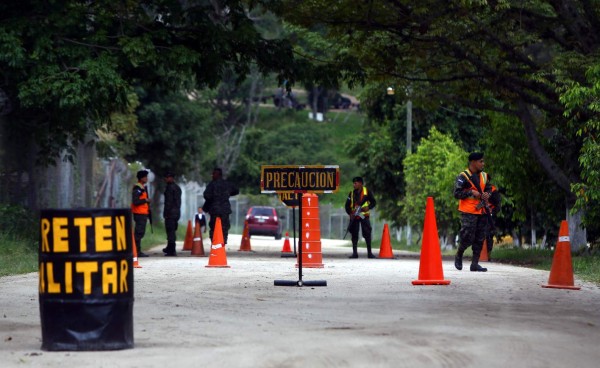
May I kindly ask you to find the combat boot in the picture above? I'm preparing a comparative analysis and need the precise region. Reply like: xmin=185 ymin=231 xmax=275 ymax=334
xmin=349 ymin=243 xmax=358 ymax=258
xmin=470 ymin=254 xmax=487 ymax=272
xmin=454 ymin=253 xmax=463 ymax=270
xmin=470 ymin=263 xmax=487 ymax=272
xmin=366 ymin=243 xmax=377 ymax=259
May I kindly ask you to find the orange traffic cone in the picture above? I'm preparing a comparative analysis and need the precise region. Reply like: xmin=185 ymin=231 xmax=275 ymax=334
xmin=281 ymin=232 xmax=292 ymax=253
xmin=191 ymin=218 xmax=206 ymax=257
xmin=412 ymin=197 xmax=451 ymax=285
xmin=206 ymin=217 xmax=230 ymax=268
xmin=542 ymin=220 xmax=580 ymax=290
xmin=238 ymin=220 xmax=252 ymax=251
xmin=182 ymin=220 xmax=193 ymax=251
xmin=480 ymin=239 xmax=489 ymax=262
xmin=131 ymin=230 xmax=142 ymax=269
xmin=378 ymin=223 xmax=394 ymax=259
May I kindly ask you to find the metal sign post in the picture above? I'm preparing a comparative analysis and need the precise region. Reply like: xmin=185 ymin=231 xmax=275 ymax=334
xmin=264 ymin=165 xmax=339 ymax=287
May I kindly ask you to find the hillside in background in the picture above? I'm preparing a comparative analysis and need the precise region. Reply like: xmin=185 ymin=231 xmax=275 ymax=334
xmin=230 ymin=106 xmax=365 ymax=208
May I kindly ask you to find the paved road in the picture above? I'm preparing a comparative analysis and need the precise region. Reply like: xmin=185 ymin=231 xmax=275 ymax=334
xmin=1 ymin=236 xmax=599 ymax=367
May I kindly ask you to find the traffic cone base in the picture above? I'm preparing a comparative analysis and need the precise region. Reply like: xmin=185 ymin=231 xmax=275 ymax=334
xmin=378 ymin=223 xmax=394 ymax=259
xmin=206 ymin=217 xmax=230 ymax=268
xmin=541 ymin=284 xmax=580 ymax=290
xmin=542 ymin=220 xmax=580 ymax=290
xmin=412 ymin=197 xmax=450 ymax=286
xmin=412 ymin=279 xmax=451 ymax=285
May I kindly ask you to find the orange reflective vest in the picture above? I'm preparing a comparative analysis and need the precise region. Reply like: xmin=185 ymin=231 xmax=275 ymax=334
xmin=350 ymin=186 xmax=371 ymax=217
xmin=458 ymin=170 xmax=488 ymax=215
xmin=131 ymin=183 xmax=150 ymax=215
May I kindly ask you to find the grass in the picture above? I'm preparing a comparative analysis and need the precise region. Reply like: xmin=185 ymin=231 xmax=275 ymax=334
xmin=0 ymin=233 xmax=39 ymax=276
xmin=0 ymin=221 xmax=185 ymax=277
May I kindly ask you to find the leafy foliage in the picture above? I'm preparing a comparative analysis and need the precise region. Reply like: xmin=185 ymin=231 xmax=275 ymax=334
xmin=403 ymin=127 xmax=466 ymax=236
xmin=130 ymin=89 xmax=212 ymax=180
xmin=0 ymin=204 xmax=36 ymax=239
xmin=561 ymin=64 xmax=600 ymax=241
xmin=229 ymin=108 xmax=363 ymax=206
xmin=278 ymin=0 xmax=600 ymax=245
xmin=0 ymin=0 xmax=296 ymax=164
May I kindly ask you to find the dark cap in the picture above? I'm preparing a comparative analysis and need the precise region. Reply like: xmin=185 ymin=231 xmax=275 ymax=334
xmin=164 ymin=172 xmax=175 ymax=178
xmin=352 ymin=176 xmax=363 ymax=183
xmin=468 ymin=152 xmax=484 ymax=161
xmin=136 ymin=170 xmax=149 ymax=180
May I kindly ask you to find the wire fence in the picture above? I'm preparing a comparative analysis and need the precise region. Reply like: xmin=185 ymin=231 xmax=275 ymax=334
xmin=227 ymin=197 xmax=390 ymax=240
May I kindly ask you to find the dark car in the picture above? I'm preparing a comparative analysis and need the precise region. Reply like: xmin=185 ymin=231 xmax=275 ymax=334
xmin=246 ymin=206 xmax=282 ymax=239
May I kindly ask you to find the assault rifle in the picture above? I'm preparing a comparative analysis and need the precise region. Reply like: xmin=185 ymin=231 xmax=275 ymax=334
xmin=145 ymin=185 xmax=153 ymax=233
xmin=343 ymin=201 xmax=366 ymax=240
xmin=461 ymin=171 xmax=495 ymax=230
xmin=148 ymin=208 xmax=153 ymax=233
xmin=476 ymin=197 xmax=495 ymax=231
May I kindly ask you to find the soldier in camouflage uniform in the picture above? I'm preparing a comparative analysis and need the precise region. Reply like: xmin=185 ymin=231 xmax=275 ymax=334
xmin=202 ymin=168 xmax=239 ymax=246
xmin=454 ymin=152 xmax=493 ymax=272
xmin=162 ymin=172 xmax=182 ymax=256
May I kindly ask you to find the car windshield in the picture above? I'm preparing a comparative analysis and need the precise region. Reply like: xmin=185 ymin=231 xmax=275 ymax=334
xmin=252 ymin=208 xmax=273 ymax=216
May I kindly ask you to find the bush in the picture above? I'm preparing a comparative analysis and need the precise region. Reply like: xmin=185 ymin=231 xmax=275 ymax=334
xmin=0 ymin=204 xmax=37 ymax=240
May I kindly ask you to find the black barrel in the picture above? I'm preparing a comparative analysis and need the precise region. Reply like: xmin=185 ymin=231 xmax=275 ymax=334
xmin=39 ymin=208 xmax=134 ymax=351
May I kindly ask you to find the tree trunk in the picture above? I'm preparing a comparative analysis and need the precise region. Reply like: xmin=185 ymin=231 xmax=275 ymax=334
xmin=518 ymin=102 xmax=587 ymax=250
xmin=512 ymin=229 xmax=521 ymax=248
xmin=311 ymin=86 xmax=320 ymax=119
xmin=566 ymin=204 xmax=587 ymax=251
xmin=530 ymin=205 xmax=537 ymax=248
xmin=518 ymin=102 xmax=573 ymax=194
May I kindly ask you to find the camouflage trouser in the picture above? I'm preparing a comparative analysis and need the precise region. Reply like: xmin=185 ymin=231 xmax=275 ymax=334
xmin=164 ymin=217 xmax=179 ymax=254
xmin=457 ymin=213 xmax=488 ymax=262
xmin=349 ymin=217 xmax=372 ymax=245
xmin=133 ymin=214 xmax=148 ymax=253
xmin=349 ymin=216 xmax=373 ymax=254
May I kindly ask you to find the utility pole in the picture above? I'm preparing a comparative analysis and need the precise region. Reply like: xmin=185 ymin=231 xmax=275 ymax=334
xmin=388 ymin=86 xmax=413 ymax=247
xmin=405 ymin=96 xmax=412 ymax=247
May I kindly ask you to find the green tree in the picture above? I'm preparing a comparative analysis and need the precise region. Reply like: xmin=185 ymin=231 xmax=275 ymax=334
xmin=561 ymin=63 xmax=600 ymax=243
xmin=346 ymin=81 xmax=484 ymax=227
xmin=0 ymin=0 xmax=295 ymax=164
xmin=403 ymin=127 xmax=466 ymax=246
xmin=131 ymin=89 xmax=212 ymax=180
xmin=279 ymin=0 xmax=599 ymax=248
xmin=482 ymin=112 xmax=565 ymax=247
xmin=196 ymin=65 xmax=267 ymax=177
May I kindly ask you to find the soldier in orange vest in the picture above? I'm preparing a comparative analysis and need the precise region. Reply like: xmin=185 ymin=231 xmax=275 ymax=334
xmin=454 ymin=152 xmax=492 ymax=272
xmin=131 ymin=170 xmax=151 ymax=257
